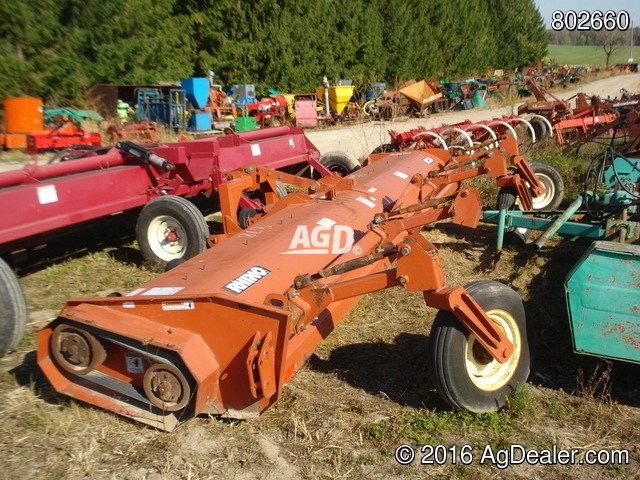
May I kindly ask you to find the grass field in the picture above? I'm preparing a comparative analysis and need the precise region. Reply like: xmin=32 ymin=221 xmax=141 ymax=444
xmin=547 ymin=44 xmax=640 ymax=66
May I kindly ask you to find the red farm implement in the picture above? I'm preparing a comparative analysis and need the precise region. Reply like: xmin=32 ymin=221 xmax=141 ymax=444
xmin=517 ymin=80 xmax=640 ymax=147
xmin=371 ymin=115 xmax=566 ymax=212
xmin=373 ymin=115 xmax=551 ymax=153
xmin=26 ymin=123 xmax=102 ymax=154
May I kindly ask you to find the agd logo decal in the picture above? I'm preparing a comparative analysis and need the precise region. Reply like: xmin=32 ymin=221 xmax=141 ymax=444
xmin=282 ymin=219 xmax=361 ymax=255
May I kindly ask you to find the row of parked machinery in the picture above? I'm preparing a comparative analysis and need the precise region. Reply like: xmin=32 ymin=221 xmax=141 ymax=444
xmin=0 ymin=89 xmax=637 ymax=431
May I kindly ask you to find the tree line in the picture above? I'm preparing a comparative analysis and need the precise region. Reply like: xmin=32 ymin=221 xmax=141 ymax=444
xmin=0 ymin=0 xmax=547 ymax=105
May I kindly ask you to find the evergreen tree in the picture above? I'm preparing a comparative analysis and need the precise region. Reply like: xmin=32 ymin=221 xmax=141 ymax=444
xmin=0 ymin=0 xmax=549 ymax=104
xmin=488 ymin=0 xmax=547 ymax=69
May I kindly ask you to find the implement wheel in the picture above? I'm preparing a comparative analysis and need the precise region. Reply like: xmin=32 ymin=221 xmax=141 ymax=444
xmin=530 ymin=118 xmax=548 ymax=141
xmin=136 ymin=196 xmax=209 ymax=268
xmin=371 ymin=143 xmax=400 ymax=154
xmin=528 ymin=161 xmax=564 ymax=211
xmin=0 ymin=257 xmax=27 ymax=357
xmin=313 ymin=151 xmax=360 ymax=179
xmin=428 ymin=281 xmax=532 ymax=412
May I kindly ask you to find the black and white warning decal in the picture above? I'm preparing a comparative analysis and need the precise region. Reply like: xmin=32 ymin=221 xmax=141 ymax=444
xmin=224 ymin=266 xmax=271 ymax=294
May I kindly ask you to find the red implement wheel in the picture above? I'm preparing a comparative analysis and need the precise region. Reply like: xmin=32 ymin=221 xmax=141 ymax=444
xmin=136 ymin=196 xmax=209 ymax=268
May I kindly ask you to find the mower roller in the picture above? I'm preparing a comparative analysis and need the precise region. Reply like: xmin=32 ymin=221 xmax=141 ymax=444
xmin=38 ymin=135 xmax=542 ymax=430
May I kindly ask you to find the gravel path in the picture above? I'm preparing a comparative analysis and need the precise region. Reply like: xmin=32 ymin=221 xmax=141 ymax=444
xmin=305 ymin=73 xmax=640 ymax=160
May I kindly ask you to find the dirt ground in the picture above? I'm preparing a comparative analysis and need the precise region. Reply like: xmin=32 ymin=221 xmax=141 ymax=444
xmin=1 ymin=74 xmax=640 ymax=480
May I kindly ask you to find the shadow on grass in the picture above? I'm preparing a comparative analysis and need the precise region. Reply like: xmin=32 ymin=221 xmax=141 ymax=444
xmin=9 ymin=212 xmax=143 ymax=278
xmin=7 ymin=193 xmax=224 ymax=279
xmin=9 ymin=351 xmax=65 ymax=406
xmin=320 ymin=221 xmax=640 ymax=410
xmin=308 ymin=332 xmax=450 ymax=411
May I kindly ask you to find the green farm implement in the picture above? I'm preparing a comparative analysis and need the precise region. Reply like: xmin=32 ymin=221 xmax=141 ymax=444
xmin=484 ymin=146 xmax=640 ymax=364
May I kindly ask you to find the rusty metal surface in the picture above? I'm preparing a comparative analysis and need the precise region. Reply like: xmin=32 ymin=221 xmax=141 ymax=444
xmin=566 ymin=241 xmax=640 ymax=364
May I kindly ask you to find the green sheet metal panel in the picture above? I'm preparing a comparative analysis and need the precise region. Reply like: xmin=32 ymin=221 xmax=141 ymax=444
xmin=565 ymin=241 xmax=640 ymax=364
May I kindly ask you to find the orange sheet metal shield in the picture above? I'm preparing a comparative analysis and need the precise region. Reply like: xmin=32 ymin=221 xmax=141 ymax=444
xmin=38 ymin=294 xmax=291 ymax=430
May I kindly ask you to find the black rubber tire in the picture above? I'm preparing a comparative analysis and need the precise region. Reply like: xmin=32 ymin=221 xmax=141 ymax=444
xmin=165 ymin=258 xmax=187 ymax=272
xmin=371 ymin=143 xmax=400 ymax=154
xmin=313 ymin=151 xmax=361 ymax=179
xmin=497 ymin=187 xmax=518 ymax=211
xmin=530 ymin=118 xmax=548 ymax=142
xmin=496 ymin=187 xmax=532 ymax=246
xmin=238 ymin=208 xmax=262 ymax=229
xmin=428 ymin=280 xmax=532 ymax=412
xmin=0 ymin=257 xmax=27 ymax=357
xmin=528 ymin=161 xmax=564 ymax=211
xmin=136 ymin=196 xmax=209 ymax=268
xmin=243 ymin=180 xmax=287 ymax=207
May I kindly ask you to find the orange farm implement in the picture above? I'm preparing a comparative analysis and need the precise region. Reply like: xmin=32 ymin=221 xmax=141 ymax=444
xmin=38 ymin=134 xmax=543 ymax=430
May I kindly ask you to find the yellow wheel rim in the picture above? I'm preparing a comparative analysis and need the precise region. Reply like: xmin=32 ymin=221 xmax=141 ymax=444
xmin=464 ymin=309 xmax=521 ymax=391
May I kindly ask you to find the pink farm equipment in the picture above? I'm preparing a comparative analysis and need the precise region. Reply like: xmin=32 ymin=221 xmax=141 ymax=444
xmin=372 ymin=115 xmax=565 ymax=212
xmin=0 ymin=126 xmax=360 ymax=357
xmin=34 ymin=134 xmax=547 ymax=430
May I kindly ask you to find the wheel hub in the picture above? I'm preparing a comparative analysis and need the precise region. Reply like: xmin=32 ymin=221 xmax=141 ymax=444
xmin=147 ymin=215 xmax=187 ymax=261
xmin=465 ymin=309 xmax=521 ymax=391
xmin=164 ymin=229 xmax=179 ymax=243
xmin=531 ymin=173 xmax=555 ymax=209
xmin=60 ymin=333 xmax=89 ymax=367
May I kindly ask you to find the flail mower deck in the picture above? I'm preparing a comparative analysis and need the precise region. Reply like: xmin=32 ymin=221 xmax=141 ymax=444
xmin=38 ymin=135 xmax=543 ymax=430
